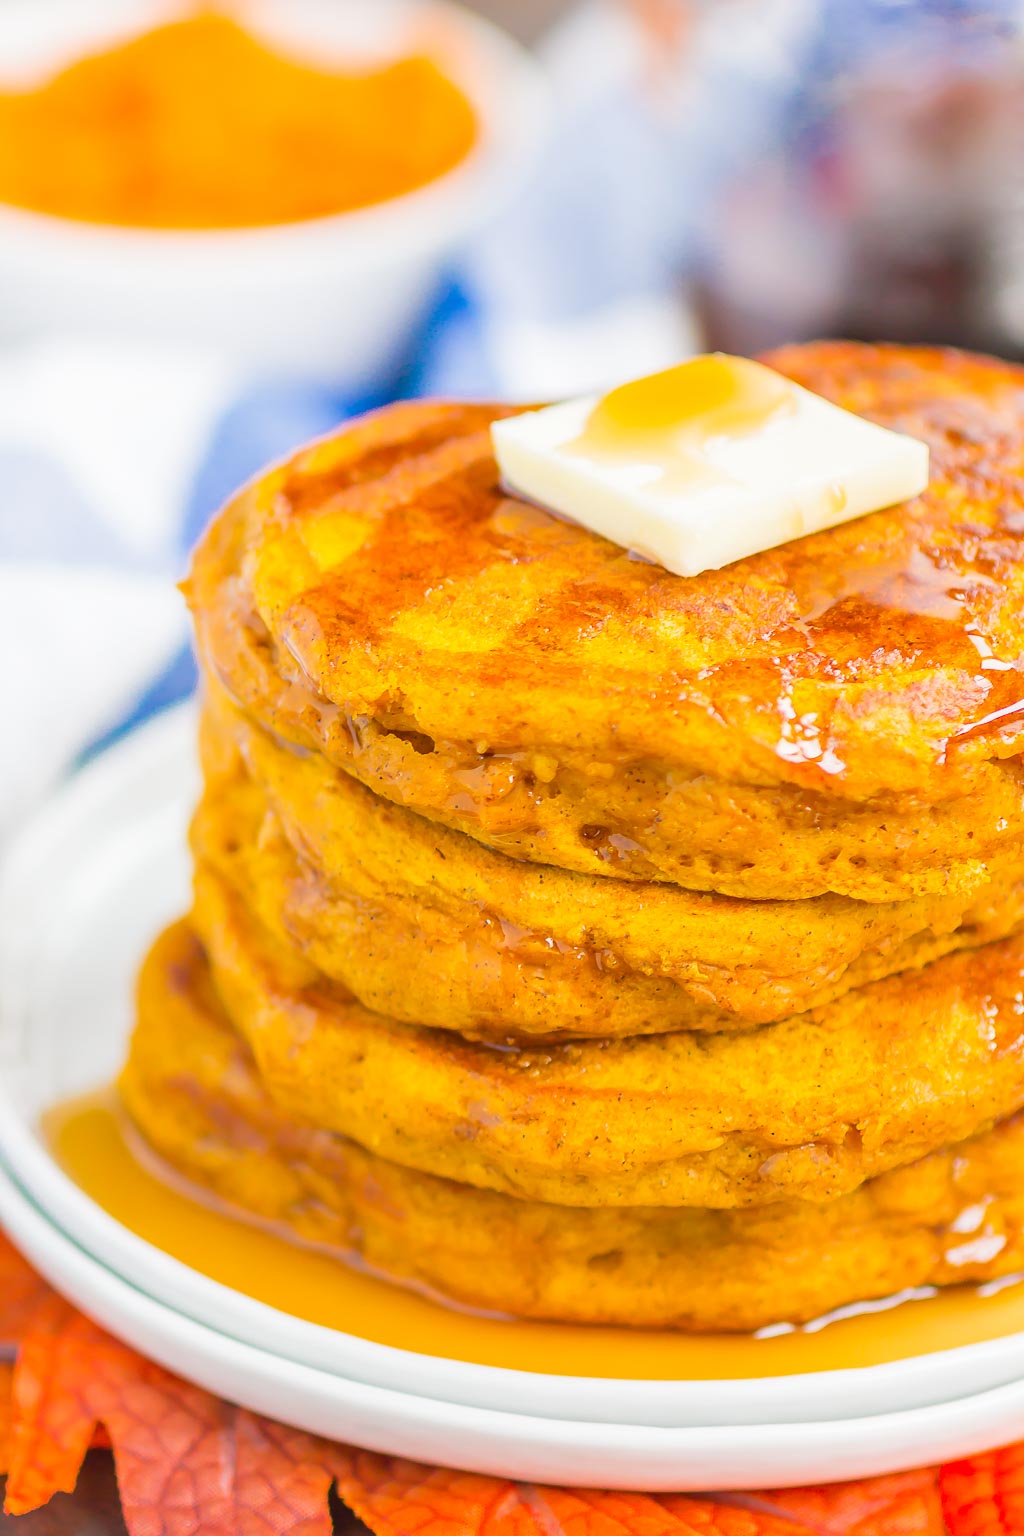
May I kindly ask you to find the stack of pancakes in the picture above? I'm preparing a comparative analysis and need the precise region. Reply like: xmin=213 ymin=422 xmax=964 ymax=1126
xmin=123 ymin=341 xmax=1024 ymax=1332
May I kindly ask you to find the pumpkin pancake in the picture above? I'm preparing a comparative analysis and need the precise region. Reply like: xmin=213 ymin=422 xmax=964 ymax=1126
xmin=196 ymin=688 xmax=1024 ymax=1039
xmin=187 ymin=343 xmax=1024 ymax=900
xmin=188 ymin=863 xmax=1024 ymax=1208
xmin=122 ymin=918 xmax=1024 ymax=1332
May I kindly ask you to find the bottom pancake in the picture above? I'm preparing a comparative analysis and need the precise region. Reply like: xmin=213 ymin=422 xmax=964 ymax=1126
xmin=121 ymin=918 xmax=1024 ymax=1333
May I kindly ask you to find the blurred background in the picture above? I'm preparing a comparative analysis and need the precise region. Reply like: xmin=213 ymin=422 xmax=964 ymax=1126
xmin=1 ymin=6 xmax=1019 ymax=1528
xmin=3 ymin=0 xmax=1024 ymax=838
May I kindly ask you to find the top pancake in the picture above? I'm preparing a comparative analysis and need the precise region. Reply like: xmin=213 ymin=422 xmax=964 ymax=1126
xmin=189 ymin=343 xmax=1024 ymax=898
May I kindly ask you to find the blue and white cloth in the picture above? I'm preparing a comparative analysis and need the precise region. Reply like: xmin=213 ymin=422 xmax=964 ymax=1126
xmin=0 ymin=282 xmax=695 ymax=840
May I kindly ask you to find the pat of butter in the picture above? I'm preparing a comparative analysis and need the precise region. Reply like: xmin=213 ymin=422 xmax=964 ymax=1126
xmin=490 ymin=355 xmax=930 ymax=577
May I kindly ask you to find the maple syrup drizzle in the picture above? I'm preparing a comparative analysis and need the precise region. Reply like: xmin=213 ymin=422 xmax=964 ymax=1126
xmin=42 ymin=1089 xmax=1024 ymax=1382
xmin=223 ymin=367 xmax=1024 ymax=815
xmin=565 ymin=355 xmax=796 ymax=494
xmin=955 ymin=698 xmax=1024 ymax=746
xmin=764 ymin=537 xmax=1024 ymax=771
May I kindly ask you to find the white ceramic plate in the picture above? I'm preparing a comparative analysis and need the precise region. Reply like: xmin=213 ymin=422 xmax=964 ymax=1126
xmin=11 ymin=1143 xmax=1024 ymax=1491
xmin=3 ymin=707 xmax=1024 ymax=1484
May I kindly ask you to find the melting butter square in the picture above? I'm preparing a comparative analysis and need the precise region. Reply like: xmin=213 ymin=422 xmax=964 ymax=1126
xmin=491 ymin=356 xmax=930 ymax=578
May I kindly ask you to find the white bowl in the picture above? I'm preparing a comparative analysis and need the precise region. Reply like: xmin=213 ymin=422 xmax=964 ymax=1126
xmin=0 ymin=0 xmax=545 ymax=378
xmin=3 ymin=706 xmax=1024 ymax=1486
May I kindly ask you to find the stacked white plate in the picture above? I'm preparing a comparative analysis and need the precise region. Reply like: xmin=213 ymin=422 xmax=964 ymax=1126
xmin=1 ymin=707 xmax=1024 ymax=1489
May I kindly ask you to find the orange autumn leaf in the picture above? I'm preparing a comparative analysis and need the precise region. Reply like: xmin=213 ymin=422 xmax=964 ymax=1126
xmin=0 ymin=1230 xmax=52 ymax=1346
xmin=747 ymin=1469 xmax=945 ymax=1536
xmin=646 ymin=1497 xmax=819 ymax=1536
xmin=329 ymin=1451 xmax=818 ymax=1536
xmin=5 ymin=1292 xmax=338 ymax=1533
xmin=6 ymin=1294 xmax=109 ymax=1511
xmin=0 ymin=1360 xmax=13 ymax=1476
xmin=940 ymin=1443 xmax=1024 ymax=1536
xmin=0 ymin=1307 xmax=105 ymax=1479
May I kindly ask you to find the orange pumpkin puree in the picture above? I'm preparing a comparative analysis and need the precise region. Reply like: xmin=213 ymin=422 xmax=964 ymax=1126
xmin=0 ymin=11 xmax=477 ymax=229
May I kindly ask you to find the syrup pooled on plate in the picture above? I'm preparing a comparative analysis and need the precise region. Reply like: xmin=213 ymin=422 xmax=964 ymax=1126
xmin=43 ymin=1089 xmax=1024 ymax=1382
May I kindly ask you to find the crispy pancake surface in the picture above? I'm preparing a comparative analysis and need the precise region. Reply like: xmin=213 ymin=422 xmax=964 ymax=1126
xmin=188 ymin=865 xmax=1024 ymax=1208
xmin=188 ymin=343 xmax=1024 ymax=899
xmin=123 ymin=918 xmax=1024 ymax=1332
xmin=197 ymin=691 xmax=1024 ymax=1038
